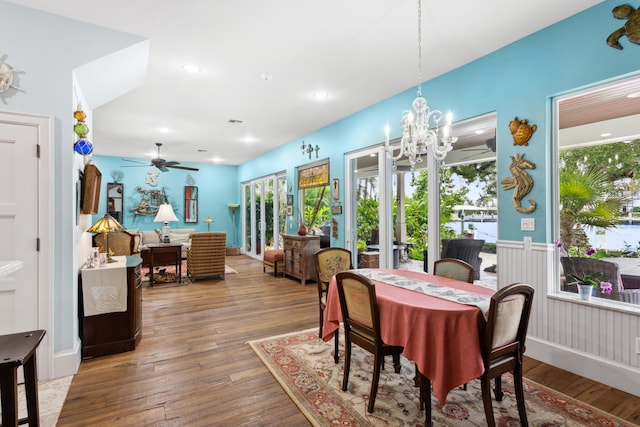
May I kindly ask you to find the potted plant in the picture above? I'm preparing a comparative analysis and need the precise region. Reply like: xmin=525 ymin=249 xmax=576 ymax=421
xmin=557 ymin=241 xmax=613 ymax=301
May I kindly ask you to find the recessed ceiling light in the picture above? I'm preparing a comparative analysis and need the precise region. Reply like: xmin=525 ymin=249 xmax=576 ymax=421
xmin=182 ymin=64 xmax=201 ymax=73
xmin=260 ymin=73 xmax=273 ymax=81
xmin=313 ymin=92 xmax=328 ymax=100
xmin=474 ymin=130 xmax=484 ymax=135
xmin=241 ymin=136 xmax=258 ymax=144
xmin=211 ymin=156 xmax=224 ymax=163
xmin=627 ymin=91 xmax=640 ymax=98
xmin=156 ymin=126 xmax=170 ymax=133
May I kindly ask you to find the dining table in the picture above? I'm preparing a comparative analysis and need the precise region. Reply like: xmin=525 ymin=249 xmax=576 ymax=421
xmin=322 ymin=268 xmax=495 ymax=404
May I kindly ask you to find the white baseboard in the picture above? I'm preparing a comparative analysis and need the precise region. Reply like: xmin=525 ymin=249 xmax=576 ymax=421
xmin=52 ymin=337 xmax=81 ymax=379
xmin=527 ymin=337 xmax=640 ymax=397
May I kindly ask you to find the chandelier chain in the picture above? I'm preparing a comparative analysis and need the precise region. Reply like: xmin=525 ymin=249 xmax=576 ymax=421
xmin=417 ymin=0 xmax=422 ymax=91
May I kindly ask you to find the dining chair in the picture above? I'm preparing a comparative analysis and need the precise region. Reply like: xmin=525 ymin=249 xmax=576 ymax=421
xmin=433 ymin=258 xmax=475 ymax=284
xmin=314 ymin=247 xmax=353 ymax=363
xmin=418 ymin=283 xmax=534 ymax=427
xmin=335 ymin=271 xmax=404 ymax=413
xmin=430 ymin=257 xmax=475 ymax=390
xmin=479 ymin=283 xmax=534 ymax=426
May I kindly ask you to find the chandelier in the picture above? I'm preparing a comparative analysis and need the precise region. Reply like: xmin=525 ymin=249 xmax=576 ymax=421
xmin=385 ymin=0 xmax=457 ymax=170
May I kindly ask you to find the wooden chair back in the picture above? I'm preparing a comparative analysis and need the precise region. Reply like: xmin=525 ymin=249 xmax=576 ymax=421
xmin=433 ymin=258 xmax=475 ymax=283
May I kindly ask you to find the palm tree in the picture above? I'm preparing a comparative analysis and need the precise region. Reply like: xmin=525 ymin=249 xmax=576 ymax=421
xmin=559 ymin=164 xmax=624 ymax=251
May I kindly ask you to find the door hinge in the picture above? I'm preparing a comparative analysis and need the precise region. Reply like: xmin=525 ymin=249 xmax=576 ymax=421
xmin=36 ymin=144 xmax=41 ymax=158
xmin=36 ymin=237 xmax=40 ymax=252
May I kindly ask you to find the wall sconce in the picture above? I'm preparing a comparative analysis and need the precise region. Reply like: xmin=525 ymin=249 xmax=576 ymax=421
xmin=301 ymin=141 xmax=319 ymax=159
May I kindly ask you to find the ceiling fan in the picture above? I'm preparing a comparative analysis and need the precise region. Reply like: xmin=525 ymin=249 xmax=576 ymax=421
xmin=121 ymin=143 xmax=199 ymax=172
xmin=459 ymin=137 xmax=497 ymax=161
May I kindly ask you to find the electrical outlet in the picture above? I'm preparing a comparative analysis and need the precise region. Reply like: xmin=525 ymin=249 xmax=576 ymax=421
xmin=636 ymin=337 xmax=640 ymax=354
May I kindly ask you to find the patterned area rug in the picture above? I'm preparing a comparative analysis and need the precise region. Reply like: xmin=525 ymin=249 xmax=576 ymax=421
xmin=142 ymin=261 xmax=237 ymax=284
xmin=248 ymin=329 xmax=634 ymax=426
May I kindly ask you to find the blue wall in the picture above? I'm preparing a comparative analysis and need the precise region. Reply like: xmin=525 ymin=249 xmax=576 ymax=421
xmin=239 ymin=0 xmax=640 ymax=245
xmin=93 ymin=155 xmax=240 ymax=245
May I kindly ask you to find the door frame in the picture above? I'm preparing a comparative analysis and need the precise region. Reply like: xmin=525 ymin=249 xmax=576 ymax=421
xmin=0 ymin=110 xmax=53 ymax=380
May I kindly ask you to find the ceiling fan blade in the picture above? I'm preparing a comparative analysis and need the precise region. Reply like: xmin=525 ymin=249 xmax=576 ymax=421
xmin=158 ymin=165 xmax=170 ymax=172
xmin=121 ymin=158 xmax=147 ymax=165
xmin=167 ymin=165 xmax=200 ymax=171
xmin=163 ymin=161 xmax=179 ymax=167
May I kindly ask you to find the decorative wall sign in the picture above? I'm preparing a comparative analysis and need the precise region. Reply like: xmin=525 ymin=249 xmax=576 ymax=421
xmin=607 ymin=4 xmax=640 ymax=49
xmin=501 ymin=153 xmax=537 ymax=214
xmin=509 ymin=116 xmax=537 ymax=146
xmin=331 ymin=205 xmax=342 ymax=215
xmin=298 ymin=160 xmax=329 ymax=189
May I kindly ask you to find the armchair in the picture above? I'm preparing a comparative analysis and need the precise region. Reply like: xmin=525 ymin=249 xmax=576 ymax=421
xmin=187 ymin=232 xmax=226 ymax=280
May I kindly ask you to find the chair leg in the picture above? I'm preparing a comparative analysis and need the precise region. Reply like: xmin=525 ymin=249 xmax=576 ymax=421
xmin=333 ymin=330 xmax=339 ymax=363
xmin=418 ymin=372 xmax=433 ymax=427
xmin=341 ymin=341 xmax=351 ymax=392
xmin=319 ymin=308 xmax=324 ymax=338
xmin=493 ymin=375 xmax=504 ymax=401
xmin=368 ymin=354 xmax=382 ymax=413
xmin=513 ymin=366 xmax=529 ymax=426
xmin=481 ymin=376 xmax=497 ymax=427
xmin=392 ymin=353 xmax=401 ymax=374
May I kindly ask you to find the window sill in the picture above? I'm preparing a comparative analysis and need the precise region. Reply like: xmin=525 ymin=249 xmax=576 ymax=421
xmin=549 ymin=291 xmax=640 ymax=315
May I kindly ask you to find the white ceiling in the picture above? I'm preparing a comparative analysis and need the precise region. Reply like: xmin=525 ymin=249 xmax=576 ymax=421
xmin=9 ymin=0 xmax=603 ymax=166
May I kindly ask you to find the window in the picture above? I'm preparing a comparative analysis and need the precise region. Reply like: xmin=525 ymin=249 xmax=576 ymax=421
xmin=554 ymin=75 xmax=640 ymax=306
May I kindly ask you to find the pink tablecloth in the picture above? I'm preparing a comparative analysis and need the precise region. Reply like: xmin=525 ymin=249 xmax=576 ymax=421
xmin=322 ymin=268 xmax=495 ymax=404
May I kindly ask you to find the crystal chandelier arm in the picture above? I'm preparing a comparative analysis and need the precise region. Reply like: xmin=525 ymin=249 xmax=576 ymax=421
xmin=385 ymin=124 xmax=406 ymax=161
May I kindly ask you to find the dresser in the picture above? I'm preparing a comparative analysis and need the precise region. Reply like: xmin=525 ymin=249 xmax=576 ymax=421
xmin=283 ymin=234 xmax=320 ymax=285
xmin=79 ymin=255 xmax=143 ymax=358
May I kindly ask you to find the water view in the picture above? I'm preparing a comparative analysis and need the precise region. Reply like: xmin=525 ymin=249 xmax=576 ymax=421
xmin=447 ymin=220 xmax=640 ymax=251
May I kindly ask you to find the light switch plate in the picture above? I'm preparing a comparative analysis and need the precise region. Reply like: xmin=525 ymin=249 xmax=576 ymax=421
xmin=521 ymin=218 xmax=535 ymax=231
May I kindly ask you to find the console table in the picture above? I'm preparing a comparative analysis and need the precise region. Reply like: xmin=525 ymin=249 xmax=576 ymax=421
xmin=79 ymin=256 xmax=142 ymax=358
xmin=147 ymin=243 xmax=182 ymax=286
xmin=283 ymin=234 xmax=320 ymax=285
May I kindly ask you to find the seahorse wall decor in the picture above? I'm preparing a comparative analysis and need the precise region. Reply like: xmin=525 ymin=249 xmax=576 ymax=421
xmin=501 ymin=153 xmax=537 ymax=214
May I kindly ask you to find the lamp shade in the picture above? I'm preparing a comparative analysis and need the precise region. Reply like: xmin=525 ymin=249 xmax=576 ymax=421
xmin=87 ymin=213 xmax=125 ymax=233
xmin=154 ymin=204 xmax=179 ymax=223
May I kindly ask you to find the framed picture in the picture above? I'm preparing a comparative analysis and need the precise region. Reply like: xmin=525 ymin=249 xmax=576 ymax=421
xmin=333 ymin=178 xmax=339 ymax=200
xmin=286 ymin=205 xmax=293 ymax=216
xmin=287 ymin=195 xmax=293 ymax=206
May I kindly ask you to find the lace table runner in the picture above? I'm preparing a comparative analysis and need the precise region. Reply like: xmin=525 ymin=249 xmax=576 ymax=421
xmin=356 ymin=269 xmax=491 ymax=318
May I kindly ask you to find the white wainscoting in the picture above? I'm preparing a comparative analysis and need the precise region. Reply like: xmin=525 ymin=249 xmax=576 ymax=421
xmin=497 ymin=240 xmax=640 ymax=396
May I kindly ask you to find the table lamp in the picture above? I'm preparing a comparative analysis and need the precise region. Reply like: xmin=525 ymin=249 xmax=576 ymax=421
xmin=87 ymin=213 xmax=125 ymax=263
xmin=154 ymin=203 xmax=179 ymax=243
xmin=204 ymin=217 xmax=214 ymax=231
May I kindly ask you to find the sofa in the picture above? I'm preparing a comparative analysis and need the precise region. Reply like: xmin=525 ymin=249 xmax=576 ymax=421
xmin=138 ymin=228 xmax=196 ymax=259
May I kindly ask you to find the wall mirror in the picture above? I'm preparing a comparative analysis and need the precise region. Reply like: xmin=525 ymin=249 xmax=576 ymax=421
xmin=184 ymin=186 xmax=198 ymax=223
xmin=107 ymin=182 xmax=123 ymax=223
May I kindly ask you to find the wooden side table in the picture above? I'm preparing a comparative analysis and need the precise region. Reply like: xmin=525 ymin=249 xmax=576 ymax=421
xmin=147 ymin=243 xmax=183 ymax=286
xmin=0 ymin=330 xmax=46 ymax=427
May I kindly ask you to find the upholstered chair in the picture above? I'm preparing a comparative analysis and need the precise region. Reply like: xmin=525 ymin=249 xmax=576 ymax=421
xmin=418 ymin=283 xmax=535 ymax=427
xmin=314 ymin=247 xmax=352 ymax=363
xmin=335 ymin=271 xmax=404 ymax=413
xmin=433 ymin=258 xmax=475 ymax=283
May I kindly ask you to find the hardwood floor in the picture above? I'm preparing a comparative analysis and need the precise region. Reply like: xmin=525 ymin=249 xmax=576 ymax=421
xmin=58 ymin=255 xmax=640 ymax=426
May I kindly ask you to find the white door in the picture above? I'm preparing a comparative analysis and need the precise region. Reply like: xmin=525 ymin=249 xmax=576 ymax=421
xmin=0 ymin=119 xmax=40 ymax=333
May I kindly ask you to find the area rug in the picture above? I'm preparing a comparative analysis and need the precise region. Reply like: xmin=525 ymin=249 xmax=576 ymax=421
xmin=0 ymin=375 xmax=73 ymax=427
xmin=248 ymin=329 xmax=634 ymax=427
xmin=142 ymin=261 xmax=237 ymax=283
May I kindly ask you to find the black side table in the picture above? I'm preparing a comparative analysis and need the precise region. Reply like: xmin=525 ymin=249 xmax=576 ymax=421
xmin=147 ymin=243 xmax=183 ymax=286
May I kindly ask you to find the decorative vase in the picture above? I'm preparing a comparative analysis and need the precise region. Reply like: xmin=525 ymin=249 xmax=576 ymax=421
xmin=297 ymin=223 xmax=307 ymax=236
xmin=577 ymin=284 xmax=593 ymax=301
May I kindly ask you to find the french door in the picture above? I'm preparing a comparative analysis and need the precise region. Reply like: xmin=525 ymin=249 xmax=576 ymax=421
xmin=242 ymin=173 xmax=286 ymax=258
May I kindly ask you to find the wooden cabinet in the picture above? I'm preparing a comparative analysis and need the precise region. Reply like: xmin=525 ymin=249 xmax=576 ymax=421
xmin=283 ymin=235 xmax=320 ymax=285
xmin=79 ymin=256 xmax=143 ymax=358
